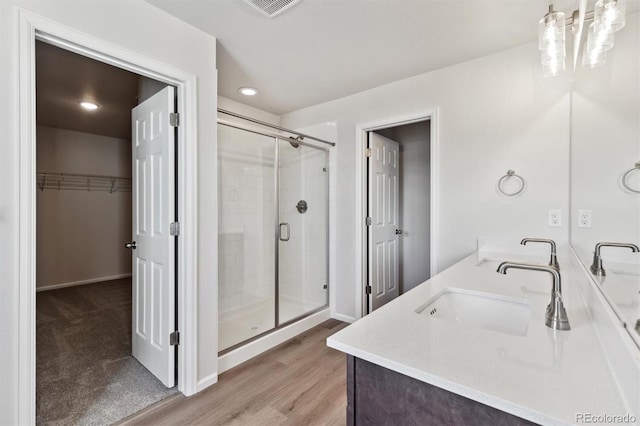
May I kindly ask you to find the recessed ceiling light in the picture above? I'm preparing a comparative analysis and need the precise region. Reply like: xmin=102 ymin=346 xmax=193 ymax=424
xmin=80 ymin=101 xmax=99 ymax=110
xmin=238 ymin=87 xmax=259 ymax=96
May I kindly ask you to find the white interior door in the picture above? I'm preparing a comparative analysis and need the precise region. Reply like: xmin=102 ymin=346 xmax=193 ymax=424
xmin=368 ymin=132 xmax=400 ymax=311
xmin=130 ymin=86 xmax=176 ymax=387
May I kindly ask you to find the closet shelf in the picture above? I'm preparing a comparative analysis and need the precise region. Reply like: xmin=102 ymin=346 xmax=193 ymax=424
xmin=36 ymin=172 xmax=132 ymax=193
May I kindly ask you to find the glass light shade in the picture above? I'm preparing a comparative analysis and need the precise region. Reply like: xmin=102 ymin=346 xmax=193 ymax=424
xmin=541 ymin=43 xmax=566 ymax=60
xmin=587 ymin=22 xmax=615 ymax=52
xmin=582 ymin=46 xmax=606 ymax=68
xmin=542 ymin=57 xmax=565 ymax=77
xmin=538 ymin=11 xmax=566 ymax=50
xmin=594 ymin=0 xmax=625 ymax=33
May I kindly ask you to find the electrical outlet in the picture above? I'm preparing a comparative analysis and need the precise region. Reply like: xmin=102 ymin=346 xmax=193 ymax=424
xmin=578 ymin=210 xmax=592 ymax=228
xmin=548 ymin=209 xmax=562 ymax=227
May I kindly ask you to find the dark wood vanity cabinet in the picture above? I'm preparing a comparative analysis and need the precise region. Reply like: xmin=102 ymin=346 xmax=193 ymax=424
xmin=346 ymin=356 xmax=537 ymax=426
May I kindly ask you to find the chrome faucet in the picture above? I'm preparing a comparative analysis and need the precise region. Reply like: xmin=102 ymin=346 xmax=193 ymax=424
xmin=496 ymin=262 xmax=570 ymax=331
xmin=521 ymin=238 xmax=559 ymax=270
xmin=590 ymin=242 xmax=640 ymax=277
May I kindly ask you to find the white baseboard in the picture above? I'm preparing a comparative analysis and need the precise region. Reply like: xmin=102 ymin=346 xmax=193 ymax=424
xmin=196 ymin=372 xmax=219 ymax=392
xmin=36 ymin=273 xmax=132 ymax=292
xmin=332 ymin=313 xmax=357 ymax=323
xmin=218 ymin=308 xmax=331 ymax=374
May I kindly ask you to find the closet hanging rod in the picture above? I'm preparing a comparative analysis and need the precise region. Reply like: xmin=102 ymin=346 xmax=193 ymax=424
xmin=37 ymin=171 xmax=130 ymax=180
xmin=217 ymin=108 xmax=336 ymax=147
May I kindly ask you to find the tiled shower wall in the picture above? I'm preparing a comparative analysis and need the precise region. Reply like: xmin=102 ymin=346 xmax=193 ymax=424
xmin=218 ymin=125 xmax=275 ymax=318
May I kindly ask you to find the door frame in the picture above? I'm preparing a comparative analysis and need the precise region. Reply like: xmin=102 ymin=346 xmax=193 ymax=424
xmin=18 ymin=10 xmax=199 ymax=423
xmin=354 ymin=110 xmax=439 ymax=318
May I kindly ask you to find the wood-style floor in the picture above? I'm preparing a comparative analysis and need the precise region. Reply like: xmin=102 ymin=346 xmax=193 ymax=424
xmin=119 ymin=319 xmax=349 ymax=426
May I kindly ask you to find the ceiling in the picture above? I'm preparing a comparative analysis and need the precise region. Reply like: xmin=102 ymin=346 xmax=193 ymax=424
xmin=146 ymin=0 xmax=578 ymax=115
xmin=36 ymin=41 xmax=140 ymax=140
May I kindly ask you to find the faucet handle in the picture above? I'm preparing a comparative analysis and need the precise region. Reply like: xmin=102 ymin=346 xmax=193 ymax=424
xmin=521 ymin=238 xmax=557 ymax=252
xmin=521 ymin=238 xmax=559 ymax=270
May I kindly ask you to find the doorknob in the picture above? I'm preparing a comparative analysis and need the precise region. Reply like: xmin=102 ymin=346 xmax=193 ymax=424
xmin=395 ymin=229 xmax=403 ymax=235
xmin=125 ymin=241 xmax=137 ymax=249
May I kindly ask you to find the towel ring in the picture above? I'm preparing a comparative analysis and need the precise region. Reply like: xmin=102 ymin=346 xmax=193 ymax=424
xmin=498 ymin=170 xmax=525 ymax=196
xmin=622 ymin=162 xmax=640 ymax=194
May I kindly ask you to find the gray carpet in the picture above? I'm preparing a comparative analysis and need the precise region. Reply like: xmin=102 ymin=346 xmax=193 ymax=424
xmin=36 ymin=279 xmax=178 ymax=425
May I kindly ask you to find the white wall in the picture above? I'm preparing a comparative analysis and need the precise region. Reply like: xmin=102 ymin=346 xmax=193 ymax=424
xmin=218 ymin=95 xmax=280 ymax=127
xmin=36 ymin=126 xmax=131 ymax=289
xmin=281 ymin=42 xmax=571 ymax=321
xmin=0 ymin=1 xmax=218 ymax=421
xmin=377 ymin=121 xmax=432 ymax=293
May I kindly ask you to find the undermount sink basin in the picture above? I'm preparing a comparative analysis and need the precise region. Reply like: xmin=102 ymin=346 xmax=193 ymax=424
xmin=416 ymin=288 xmax=532 ymax=336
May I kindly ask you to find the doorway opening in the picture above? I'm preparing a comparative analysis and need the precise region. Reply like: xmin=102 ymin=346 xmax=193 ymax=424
xmin=35 ymin=40 xmax=178 ymax=424
xmin=360 ymin=115 xmax=438 ymax=315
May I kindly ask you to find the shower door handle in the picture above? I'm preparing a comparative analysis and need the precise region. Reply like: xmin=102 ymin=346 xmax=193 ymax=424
xmin=279 ymin=223 xmax=290 ymax=241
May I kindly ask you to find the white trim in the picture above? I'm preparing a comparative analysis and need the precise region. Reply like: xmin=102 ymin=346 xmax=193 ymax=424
xmin=36 ymin=274 xmax=132 ymax=292
xmin=354 ymin=109 xmax=439 ymax=319
xmin=332 ymin=313 xmax=356 ymax=323
xmin=18 ymin=10 xmax=37 ymax=424
xmin=218 ymin=308 xmax=331 ymax=374
xmin=196 ymin=372 xmax=219 ymax=393
xmin=17 ymin=10 xmax=201 ymax=423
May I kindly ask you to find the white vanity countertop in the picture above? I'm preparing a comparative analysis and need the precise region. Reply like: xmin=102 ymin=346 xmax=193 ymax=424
xmin=327 ymin=252 xmax=631 ymax=425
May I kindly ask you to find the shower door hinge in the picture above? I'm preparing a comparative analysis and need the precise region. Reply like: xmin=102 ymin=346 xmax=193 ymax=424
xmin=365 ymin=285 xmax=372 ymax=294
xmin=170 ymin=331 xmax=180 ymax=346
xmin=169 ymin=222 xmax=181 ymax=236
xmin=169 ymin=112 xmax=180 ymax=127
xmin=366 ymin=216 xmax=372 ymax=226
xmin=364 ymin=148 xmax=372 ymax=158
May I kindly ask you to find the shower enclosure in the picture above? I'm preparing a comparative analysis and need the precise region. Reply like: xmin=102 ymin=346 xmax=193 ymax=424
xmin=217 ymin=123 xmax=329 ymax=352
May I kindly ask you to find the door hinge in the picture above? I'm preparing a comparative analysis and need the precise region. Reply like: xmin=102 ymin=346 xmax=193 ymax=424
xmin=169 ymin=222 xmax=181 ymax=236
xmin=169 ymin=112 xmax=180 ymax=127
xmin=366 ymin=216 xmax=372 ymax=226
xmin=365 ymin=285 xmax=372 ymax=294
xmin=170 ymin=331 xmax=180 ymax=346
xmin=323 ymin=284 xmax=328 ymax=290
xmin=364 ymin=148 xmax=372 ymax=158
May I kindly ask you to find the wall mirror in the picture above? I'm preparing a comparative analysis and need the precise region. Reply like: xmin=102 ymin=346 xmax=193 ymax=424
xmin=570 ymin=9 xmax=640 ymax=347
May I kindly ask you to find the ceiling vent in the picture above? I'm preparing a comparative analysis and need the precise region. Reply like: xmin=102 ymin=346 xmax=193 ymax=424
xmin=243 ymin=0 xmax=302 ymax=17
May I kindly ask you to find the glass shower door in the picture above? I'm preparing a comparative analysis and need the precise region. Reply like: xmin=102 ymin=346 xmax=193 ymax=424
xmin=277 ymin=140 xmax=329 ymax=324
xmin=218 ymin=124 xmax=276 ymax=351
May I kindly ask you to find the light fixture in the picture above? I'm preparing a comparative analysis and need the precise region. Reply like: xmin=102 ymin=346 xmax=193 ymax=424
xmin=538 ymin=5 xmax=566 ymax=77
xmin=583 ymin=0 xmax=626 ymax=69
xmin=538 ymin=1 xmax=625 ymax=76
xmin=238 ymin=87 xmax=259 ymax=96
xmin=583 ymin=22 xmax=611 ymax=68
xmin=594 ymin=0 xmax=626 ymax=33
xmin=80 ymin=101 xmax=99 ymax=110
